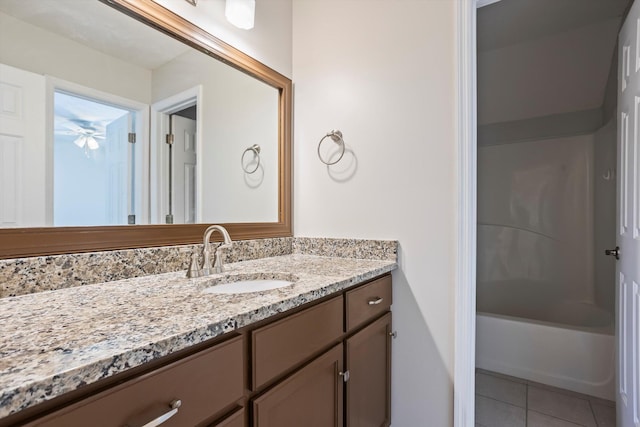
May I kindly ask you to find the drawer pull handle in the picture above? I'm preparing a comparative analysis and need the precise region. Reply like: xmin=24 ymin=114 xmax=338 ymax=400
xmin=129 ymin=399 xmax=182 ymax=427
xmin=339 ymin=370 xmax=350 ymax=382
xmin=368 ymin=297 xmax=383 ymax=305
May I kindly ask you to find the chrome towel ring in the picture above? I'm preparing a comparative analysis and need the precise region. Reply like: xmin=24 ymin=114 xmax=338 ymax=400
xmin=241 ymin=144 xmax=261 ymax=174
xmin=318 ymin=130 xmax=345 ymax=165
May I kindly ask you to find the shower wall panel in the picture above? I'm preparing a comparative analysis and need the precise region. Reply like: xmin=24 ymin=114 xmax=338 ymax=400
xmin=477 ymin=134 xmax=595 ymax=303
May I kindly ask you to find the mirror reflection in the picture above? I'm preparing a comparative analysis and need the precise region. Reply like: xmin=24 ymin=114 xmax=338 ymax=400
xmin=0 ymin=0 xmax=279 ymax=228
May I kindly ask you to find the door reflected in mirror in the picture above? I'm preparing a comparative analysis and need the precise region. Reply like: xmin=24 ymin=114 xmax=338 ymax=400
xmin=54 ymin=90 xmax=141 ymax=227
xmin=0 ymin=0 xmax=279 ymax=228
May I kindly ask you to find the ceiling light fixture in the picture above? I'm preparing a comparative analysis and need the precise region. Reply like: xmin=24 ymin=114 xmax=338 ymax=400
xmin=73 ymin=134 xmax=100 ymax=151
xmin=225 ymin=0 xmax=255 ymax=30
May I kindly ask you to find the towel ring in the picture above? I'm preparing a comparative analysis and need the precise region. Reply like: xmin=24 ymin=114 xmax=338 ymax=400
xmin=241 ymin=144 xmax=261 ymax=174
xmin=318 ymin=130 xmax=345 ymax=165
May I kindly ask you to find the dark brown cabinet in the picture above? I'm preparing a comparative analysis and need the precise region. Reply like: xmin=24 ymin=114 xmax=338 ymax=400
xmin=251 ymin=274 xmax=392 ymax=427
xmin=345 ymin=275 xmax=392 ymax=332
xmin=252 ymin=344 xmax=344 ymax=427
xmin=15 ymin=274 xmax=392 ymax=427
xmin=252 ymin=296 xmax=343 ymax=389
xmin=212 ymin=408 xmax=245 ymax=427
xmin=346 ymin=312 xmax=392 ymax=427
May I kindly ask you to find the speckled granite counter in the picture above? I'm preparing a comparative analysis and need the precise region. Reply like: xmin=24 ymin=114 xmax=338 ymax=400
xmin=0 ymin=254 xmax=396 ymax=419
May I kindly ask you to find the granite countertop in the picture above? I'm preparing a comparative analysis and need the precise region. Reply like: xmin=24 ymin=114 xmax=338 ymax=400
xmin=0 ymin=254 xmax=396 ymax=419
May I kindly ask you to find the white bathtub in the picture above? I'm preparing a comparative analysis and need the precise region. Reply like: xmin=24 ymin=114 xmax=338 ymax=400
xmin=476 ymin=284 xmax=615 ymax=400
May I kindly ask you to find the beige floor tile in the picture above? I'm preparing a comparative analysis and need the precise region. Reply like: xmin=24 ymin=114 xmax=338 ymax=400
xmin=476 ymin=395 xmax=526 ymax=427
xmin=476 ymin=372 xmax=527 ymax=407
xmin=527 ymin=386 xmax=596 ymax=427
xmin=527 ymin=410 xmax=585 ymax=427
xmin=591 ymin=402 xmax=616 ymax=427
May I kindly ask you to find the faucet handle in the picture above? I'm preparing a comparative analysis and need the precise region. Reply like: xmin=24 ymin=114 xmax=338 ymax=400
xmin=201 ymin=243 xmax=214 ymax=276
xmin=213 ymin=246 xmax=227 ymax=273
xmin=186 ymin=250 xmax=202 ymax=278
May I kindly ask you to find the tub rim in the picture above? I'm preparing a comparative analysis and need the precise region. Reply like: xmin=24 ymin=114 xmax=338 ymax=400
xmin=476 ymin=311 xmax=615 ymax=336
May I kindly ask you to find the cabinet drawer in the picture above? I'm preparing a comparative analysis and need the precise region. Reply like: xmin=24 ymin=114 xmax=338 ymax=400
xmin=252 ymin=296 xmax=343 ymax=389
xmin=30 ymin=335 xmax=244 ymax=427
xmin=345 ymin=275 xmax=392 ymax=331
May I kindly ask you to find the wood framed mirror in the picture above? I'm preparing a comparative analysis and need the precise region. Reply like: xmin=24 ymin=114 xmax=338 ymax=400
xmin=0 ymin=0 xmax=291 ymax=259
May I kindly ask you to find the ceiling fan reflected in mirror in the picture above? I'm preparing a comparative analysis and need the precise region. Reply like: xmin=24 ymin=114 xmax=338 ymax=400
xmin=53 ymin=90 xmax=130 ymax=156
xmin=54 ymin=119 xmax=106 ymax=154
xmin=73 ymin=130 xmax=103 ymax=151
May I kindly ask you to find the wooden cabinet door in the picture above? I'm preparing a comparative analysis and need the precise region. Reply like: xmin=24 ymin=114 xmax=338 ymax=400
xmin=253 ymin=344 xmax=344 ymax=427
xmin=345 ymin=312 xmax=391 ymax=427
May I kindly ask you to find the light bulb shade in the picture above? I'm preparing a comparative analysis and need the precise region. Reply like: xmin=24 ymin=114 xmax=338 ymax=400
xmin=74 ymin=135 xmax=87 ymax=148
xmin=225 ymin=0 xmax=255 ymax=29
xmin=86 ymin=136 xmax=99 ymax=150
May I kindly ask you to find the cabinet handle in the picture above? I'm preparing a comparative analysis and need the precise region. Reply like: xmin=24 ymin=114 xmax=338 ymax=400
xmin=368 ymin=297 xmax=383 ymax=305
xmin=389 ymin=331 xmax=397 ymax=339
xmin=127 ymin=399 xmax=182 ymax=427
xmin=339 ymin=370 xmax=350 ymax=382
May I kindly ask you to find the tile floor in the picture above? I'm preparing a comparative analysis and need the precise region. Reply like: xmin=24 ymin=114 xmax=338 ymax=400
xmin=475 ymin=369 xmax=616 ymax=427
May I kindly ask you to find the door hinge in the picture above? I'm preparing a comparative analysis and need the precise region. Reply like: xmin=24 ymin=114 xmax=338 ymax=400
xmin=166 ymin=134 xmax=174 ymax=145
xmin=127 ymin=214 xmax=136 ymax=224
xmin=128 ymin=133 xmax=136 ymax=144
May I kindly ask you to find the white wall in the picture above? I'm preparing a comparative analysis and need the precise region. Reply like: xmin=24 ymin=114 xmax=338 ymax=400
xmin=293 ymin=1 xmax=458 ymax=425
xmin=151 ymin=0 xmax=292 ymax=78
xmin=152 ymin=49 xmax=279 ymax=223
xmin=53 ymin=135 xmax=112 ymax=226
xmin=0 ymin=11 xmax=151 ymax=104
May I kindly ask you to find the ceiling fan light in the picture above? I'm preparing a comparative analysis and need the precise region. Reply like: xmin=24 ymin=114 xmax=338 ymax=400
xmin=87 ymin=136 xmax=100 ymax=150
xmin=225 ymin=0 xmax=255 ymax=30
xmin=74 ymin=135 xmax=86 ymax=148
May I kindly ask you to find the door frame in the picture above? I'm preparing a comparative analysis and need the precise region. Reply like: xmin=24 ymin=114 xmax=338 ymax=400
xmin=46 ymin=77 xmax=150 ymax=225
xmin=454 ymin=1 xmax=477 ymax=426
xmin=150 ymin=85 xmax=203 ymax=224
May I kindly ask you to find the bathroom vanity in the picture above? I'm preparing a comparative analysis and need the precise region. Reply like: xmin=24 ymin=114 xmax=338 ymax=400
xmin=0 ymin=254 xmax=395 ymax=427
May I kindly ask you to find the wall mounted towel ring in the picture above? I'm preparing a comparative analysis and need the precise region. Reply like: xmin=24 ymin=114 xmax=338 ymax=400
xmin=318 ymin=130 xmax=345 ymax=165
xmin=241 ymin=144 xmax=261 ymax=174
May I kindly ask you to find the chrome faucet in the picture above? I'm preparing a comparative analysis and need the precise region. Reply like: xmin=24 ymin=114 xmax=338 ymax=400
xmin=186 ymin=225 xmax=233 ymax=278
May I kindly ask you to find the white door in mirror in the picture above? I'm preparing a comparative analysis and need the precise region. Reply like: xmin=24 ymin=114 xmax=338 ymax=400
xmin=203 ymin=280 xmax=293 ymax=295
xmin=0 ymin=63 xmax=46 ymax=227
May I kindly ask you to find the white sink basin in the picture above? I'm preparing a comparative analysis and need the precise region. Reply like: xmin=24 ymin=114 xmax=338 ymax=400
xmin=202 ymin=278 xmax=294 ymax=295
